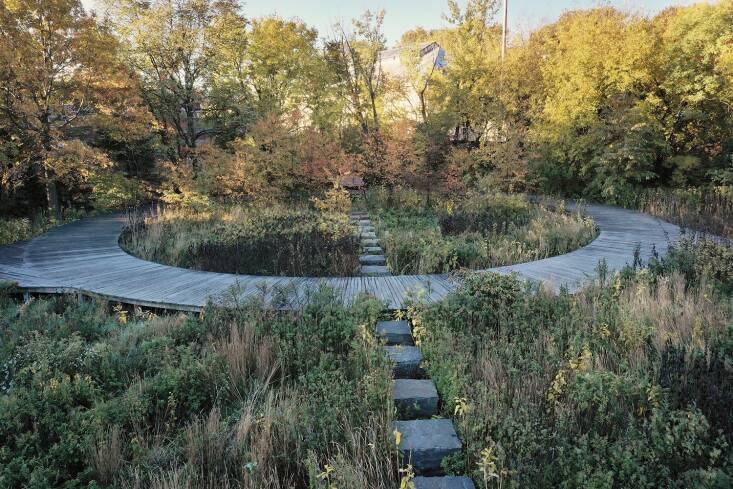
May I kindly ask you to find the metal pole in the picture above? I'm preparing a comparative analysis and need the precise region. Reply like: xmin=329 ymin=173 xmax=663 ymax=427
xmin=502 ymin=0 xmax=508 ymax=59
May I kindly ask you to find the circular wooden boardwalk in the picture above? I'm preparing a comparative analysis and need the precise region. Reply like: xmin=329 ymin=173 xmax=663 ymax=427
xmin=0 ymin=203 xmax=681 ymax=311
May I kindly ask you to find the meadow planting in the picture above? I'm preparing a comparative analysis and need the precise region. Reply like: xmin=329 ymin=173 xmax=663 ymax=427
xmin=406 ymin=239 xmax=733 ymax=487
xmin=0 ymin=283 xmax=400 ymax=488
xmin=121 ymin=204 xmax=360 ymax=277
xmin=369 ymin=190 xmax=598 ymax=274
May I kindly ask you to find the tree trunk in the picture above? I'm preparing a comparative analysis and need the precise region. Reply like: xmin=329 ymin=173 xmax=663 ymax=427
xmin=419 ymin=90 xmax=427 ymax=124
xmin=186 ymin=103 xmax=197 ymax=149
xmin=369 ymin=89 xmax=379 ymax=133
xmin=44 ymin=167 xmax=62 ymax=222
xmin=184 ymin=102 xmax=199 ymax=173
xmin=41 ymin=113 xmax=62 ymax=221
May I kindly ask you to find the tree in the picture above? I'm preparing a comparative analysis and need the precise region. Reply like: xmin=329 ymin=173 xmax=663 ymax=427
xmin=395 ymin=32 xmax=447 ymax=124
xmin=219 ymin=113 xmax=349 ymax=202
xmin=0 ymin=0 xmax=111 ymax=219
xmin=333 ymin=10 xmax=387 ymax=135
xmin=246 ymin=17 xmax=319 ymax=117
xmin=439 ymin=0 xmax=501 ymax=142
xmin=203 ymin=2 xmax=253 ymax=143
xmin=652 ymin=2 xmax=733 ymax=185
xmin=522 ymin=9 xmax=662 ymax=197
xmin=207 ymin=15 xmax=322 ymax=142
xmin=107 ymin=0 xmax=244 ymax=170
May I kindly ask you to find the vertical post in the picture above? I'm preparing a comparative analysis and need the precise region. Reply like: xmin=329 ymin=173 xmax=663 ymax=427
xmin=502 ymin=0 xmax=508 ymax=59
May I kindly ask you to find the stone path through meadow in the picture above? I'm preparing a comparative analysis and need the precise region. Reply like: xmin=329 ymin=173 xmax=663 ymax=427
xmin=351 ymin=210 xmax=391 ymax=277
xmin=376 ymin=315 xmax=474 ymax=488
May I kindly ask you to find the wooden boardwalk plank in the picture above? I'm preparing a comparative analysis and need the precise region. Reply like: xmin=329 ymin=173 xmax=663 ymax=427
xmin=0 ymin=203 xmax=684 ymax=311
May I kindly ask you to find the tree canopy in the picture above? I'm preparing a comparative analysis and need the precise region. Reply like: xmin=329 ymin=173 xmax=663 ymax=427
xmin=1 ymin=0 xmax=731 ymax=218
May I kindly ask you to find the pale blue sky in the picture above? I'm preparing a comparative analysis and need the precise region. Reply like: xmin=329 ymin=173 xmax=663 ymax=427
xmin=83 ymin=0 xmax=706 ymax=46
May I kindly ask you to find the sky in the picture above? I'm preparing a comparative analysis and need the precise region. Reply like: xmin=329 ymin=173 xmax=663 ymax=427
xmin=82 ymin=0 xmax=706 ymax=46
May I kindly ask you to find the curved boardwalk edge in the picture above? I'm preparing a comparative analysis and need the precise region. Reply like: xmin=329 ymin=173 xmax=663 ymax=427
xmin=0 ymin=203 xmax=681 ymax=311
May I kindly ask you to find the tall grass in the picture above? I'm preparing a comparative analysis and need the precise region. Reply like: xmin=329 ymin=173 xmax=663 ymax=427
xmin=370 ymin=192 xmax=598 ymax=274
xmin=121 ymin=205 xmax=360 ymax=276
xmin=632 ymin=188 xmax=733 ymax=239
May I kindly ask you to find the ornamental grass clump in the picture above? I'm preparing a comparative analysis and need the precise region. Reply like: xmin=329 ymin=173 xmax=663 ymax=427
xmin=438 ymin=193 xmax=531 ymax=236
xmin=632 ymin=188 xmax=733 ymax=239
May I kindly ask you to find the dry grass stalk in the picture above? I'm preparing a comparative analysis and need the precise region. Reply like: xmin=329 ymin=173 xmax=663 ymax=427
xmin=91 ymin=425 xmax=123 ymax=484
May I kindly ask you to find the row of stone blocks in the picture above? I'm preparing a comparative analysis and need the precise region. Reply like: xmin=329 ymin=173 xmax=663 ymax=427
xmin=377 ymin=319 xmax=475 ymax=489
xmin=360 ymin=254 xmax=386 ymax=266
xmin=351 ymin=212 xmax=391 ymax=277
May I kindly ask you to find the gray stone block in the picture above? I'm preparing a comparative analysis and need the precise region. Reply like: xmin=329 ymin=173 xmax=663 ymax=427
xmin=359 ymin=225 xmax=375 ymax=232
xmin=363 ymin=246 xmax=383 ymax=254
xmin=393 ymin=379 xmax=438 ymax=417
xmin=376 ymin=320 xmax=413 ymax=345
xmin=393 ymin=419 xmax=462 ymax=474
xmin=360 ymin=254 xmax=386 ymax=266
xmin=413 ymin=476 xmax=476 ymax=489
xmin=361 ymin=238 xmax=380 ymax=247
xmin=384 ymin=345 xmax=422 ymax=377
xmin=360 ymin=231 xmax=377 ymax=239
xmin=361 ymin=265 xmax=390 ymax=277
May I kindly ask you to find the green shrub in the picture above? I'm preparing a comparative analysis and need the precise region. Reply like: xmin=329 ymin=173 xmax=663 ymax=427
xmin=650 ymin=238 xmax=733 ymax=294
xmin=0 ymin=215 xmax=50 ymax=246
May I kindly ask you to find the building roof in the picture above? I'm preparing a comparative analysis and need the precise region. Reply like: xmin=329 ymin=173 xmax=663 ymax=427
xmin=378 ymin=41 xmax=447 ymax=78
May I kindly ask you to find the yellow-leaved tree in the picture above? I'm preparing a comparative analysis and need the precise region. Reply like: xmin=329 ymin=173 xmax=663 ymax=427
xmin=0 ymin=0 xmax=111 ymax=219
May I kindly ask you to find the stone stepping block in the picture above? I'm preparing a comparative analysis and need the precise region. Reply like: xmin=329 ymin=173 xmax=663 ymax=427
xmin=360 ymin=231 xmax=377 ymax=239
xmin=363 ymin=246 xmax=383 ymax=254
xmin=393 ymin=419 xmax=462 ymax=474
xmin=384 ymin=345 xmax=422 ymax=378
xmin=361 ymin=238 xmax=380 ymax=247
xmin=359 ymin=225 xmax=375 ymax=232
xmin=358 ymin=218 xmax=372 ymax=225
xmin=359 ymin=254 xmax=386 ymax=266
xmin=393 ymin=379 xmax=438 ymax=418
xmin=413 ymin=476 xmax=476 ymax=489
xmin=361 ymin=265 xmax=390 ymax=277
xmin=376 ymin=320 xmax=413 ymax=345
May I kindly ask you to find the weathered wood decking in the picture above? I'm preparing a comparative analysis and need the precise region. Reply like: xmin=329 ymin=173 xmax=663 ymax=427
xmin=0 ymin=203 xmax=681 ymax=311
